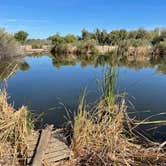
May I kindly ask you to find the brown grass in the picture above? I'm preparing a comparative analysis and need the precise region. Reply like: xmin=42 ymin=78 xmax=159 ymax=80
xmin=0 ymin=89 xmax=33 ymax=165
xmin=71 ymin=96 xmax=166 ymax=166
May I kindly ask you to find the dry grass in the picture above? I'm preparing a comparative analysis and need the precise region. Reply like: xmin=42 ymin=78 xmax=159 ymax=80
xmin=70 ymin=65 xmax=166 ymax=166
xmin=71 ymin=97 xmax=166 ymax=166
xmin=0 ymin=89 xmax=33 ymax=165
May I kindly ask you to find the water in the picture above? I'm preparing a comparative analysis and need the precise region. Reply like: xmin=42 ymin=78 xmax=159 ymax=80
xmin=0 ymin=55 xmax=166 ymax=141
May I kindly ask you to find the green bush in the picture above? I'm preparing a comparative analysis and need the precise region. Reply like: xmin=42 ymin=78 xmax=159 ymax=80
xmin=51 ymin=43 xmax=73 ymax=55
xmin=76 ymin=40 xmax=98 ymax=56
xmin=14 ymin=30 xmax=28 ymax=44
xmin=154 ymin=40 xmax=166 ymax=57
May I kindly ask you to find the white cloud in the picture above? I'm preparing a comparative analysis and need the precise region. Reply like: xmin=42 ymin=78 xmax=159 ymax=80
xmin=3 ymin=18 xmax=48 ymax=23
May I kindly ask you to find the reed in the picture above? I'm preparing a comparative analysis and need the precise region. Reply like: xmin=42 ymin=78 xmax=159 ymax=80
xmin=0 ymin=89 xmax=33 ymax=165
xmin=71 ymin=64 xmax=166 ymax=165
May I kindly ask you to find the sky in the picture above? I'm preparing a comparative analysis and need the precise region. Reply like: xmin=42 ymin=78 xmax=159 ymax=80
xmin=0 ymin=0 xmax=166 ymax=38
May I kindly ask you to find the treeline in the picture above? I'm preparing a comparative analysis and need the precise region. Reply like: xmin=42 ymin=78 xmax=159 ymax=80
xmin=1 ymin=27 xmax=166 ymax=60
xmin=48 ymin=28 xmax=166 ymax=57
xmin=26 ymin=39 xmax=50 ymax=49
xmin=81 ymin=28 xmax=153 ymax=45
xmin=81 ymin=28 xmax=166 ymax=57
xmin=48 ymin=28 xmax=166 ymax=46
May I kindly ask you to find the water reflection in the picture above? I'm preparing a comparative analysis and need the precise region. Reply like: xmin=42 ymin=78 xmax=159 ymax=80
xmin=1 ymin=54 xmax=166 ymax=82
xmin=0 ymin=54 xmax=165 ymax=141
xmin=51 ymin=54 xmax=166 ymax=74
xmin=0 ymin=58 xmax=30 ymax=81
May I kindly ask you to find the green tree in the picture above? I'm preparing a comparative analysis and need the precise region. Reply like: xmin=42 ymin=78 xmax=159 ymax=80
xmin=128 ymin=30 xmax=137 ymax=39
xmin=14 ymin=30 xmax=28 ymax=44
xmin=94 ymin=29 xmax=109 ymax=45
xmin=152 ymin=29 xmax=166 ymax=45
xmin=135 ymin=28 xmax=151 ymax=40
xmin=82 ymin=29 xmax=91 ymax=40
xmin=128 ymin=28 xmax=151 ymax=40
xmin=108 ymin=30 xmax=120 ymax=45
xmin=118 ymin=29 xmax=128 ymax=40
xmin=48 ymin=33 xmax=65 ymax=45
xmin=64 ymin=34 xmax=78 ymax=43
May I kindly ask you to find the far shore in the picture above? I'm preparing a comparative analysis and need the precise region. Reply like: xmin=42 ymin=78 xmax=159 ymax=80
xmin=19 ymin=44 xmax=152 ymax=57
xmin=19 ymin=45 xmax=50 ymax=54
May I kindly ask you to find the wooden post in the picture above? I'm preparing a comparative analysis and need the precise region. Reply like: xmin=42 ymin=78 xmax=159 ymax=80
xmin=32 ymin=125 xmax=54 ymax=166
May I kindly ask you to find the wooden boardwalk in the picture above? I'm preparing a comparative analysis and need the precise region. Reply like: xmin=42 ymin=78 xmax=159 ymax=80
xmin=27 ymin=125 xmax=70 ymax=166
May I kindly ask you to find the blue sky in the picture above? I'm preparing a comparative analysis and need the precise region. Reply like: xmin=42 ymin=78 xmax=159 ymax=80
xmin=0 ymin=0 xmax=166 ymax=38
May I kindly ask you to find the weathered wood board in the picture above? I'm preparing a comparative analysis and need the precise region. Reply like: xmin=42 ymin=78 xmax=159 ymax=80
xmin=27 ymin=126 xmax=70 ymax=166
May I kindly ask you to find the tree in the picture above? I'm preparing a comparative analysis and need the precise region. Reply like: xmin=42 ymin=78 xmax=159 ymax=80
xmin=152 ymin=29 xmax=166 ymax=45
xmin=135 ymin=28 xmax=151 ymax=40
xmin=14 ymin=30 xmax=28 ymax=44
xmin=128 ymin=30 xmax=137 ymax=39
xmin=108 ymin=30 xmax=120 ymax=45
xmin=64 ymin=34 xmax=78 ymax=43
xmin=128 ymin=28 xmax=151 ymax=40
xmin=81 ymin=29 xmax=91 ymax=40
xmin=118 ymin=29 xmax=128 ymax=40
xmin=48 ymin=33 xmax=65 ymax=45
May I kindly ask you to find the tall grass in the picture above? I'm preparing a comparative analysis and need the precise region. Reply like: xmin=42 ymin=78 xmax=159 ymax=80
xmin=71 ymin=61 xmax=166 ymax=165
xmin=0 ymin=89 xmax=33 ymax=165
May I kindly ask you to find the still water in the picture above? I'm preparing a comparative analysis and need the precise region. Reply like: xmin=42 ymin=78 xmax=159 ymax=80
xmin=0 ymin=55 xmax=166 ymax=141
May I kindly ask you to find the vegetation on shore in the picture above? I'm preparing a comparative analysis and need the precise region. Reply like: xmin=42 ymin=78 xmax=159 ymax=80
xmin=0 ymin=28 xmax=20 ymax=60
xmin=51 ymin=39 xmax=98 ymax=58
xmin=0 ymin=61 xmax=165 ymax=165
xmin=25 ymin=39 xmax=50 ymax=49
xmin=1 ymin=26 xmax=166 ymax=165
xmin=48 ymin=28 xmax=166 ymax=59
xmin=69 ymin=64 xmax=166 ymax=165
xmin=1 ymin=27 xmax=166 ymax=59
xmin=14 ymin=31 xmax=29 ymax=44
xmin=0 ymin=90 xmax=33 ymax=165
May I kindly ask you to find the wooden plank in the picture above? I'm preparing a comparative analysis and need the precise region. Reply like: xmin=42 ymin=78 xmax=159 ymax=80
xmin=43 ymin=130 xmax=70 ymax=164
xmin=32 ymin=125 xmax=53 ymax=166
xmin=45 ymin=146 xmax=68 ymax=154
xmin=45 ymin=147 xmax=69 ymax=156
xmin=26 ymin=131 xmax=40 ymax=165
xmin=44 ymin=153 xmax=70 ymax=163
xmin=47 ymin=141 xmax=67 ymax=149
xmin=45 ymin=151 xmax=70 ymax=159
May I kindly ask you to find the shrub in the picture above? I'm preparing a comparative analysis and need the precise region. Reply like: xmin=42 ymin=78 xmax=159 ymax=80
xmin=153 ymin=40 xmax=166 ymax=57
xmin=76 ymin=40 xmax=98 ymax=56
xmin=51 ymin=43 xmax=74 ymax=55
xmin=0 ymin=28 xmax=19 ymax=60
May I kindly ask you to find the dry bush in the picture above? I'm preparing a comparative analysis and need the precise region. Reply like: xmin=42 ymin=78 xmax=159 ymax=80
xmin=71 ymin=97 xmax=166 ymax=166
xmin=0 ymin=28 xmax=20 ymax=60
xmin=0 ymin=90 xmax=33 ymax=165
xmin=67 ymin=63 xmax=166 ymax=166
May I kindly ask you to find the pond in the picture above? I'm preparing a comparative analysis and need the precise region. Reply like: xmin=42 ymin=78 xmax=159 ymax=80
xmin=0 ymin=54 xmax=166 ymax=141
